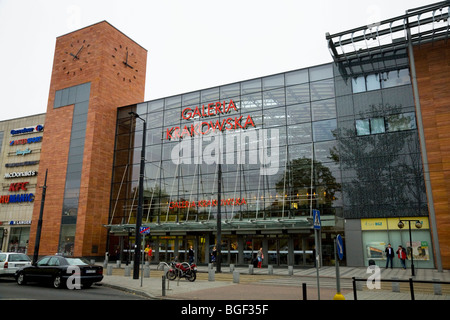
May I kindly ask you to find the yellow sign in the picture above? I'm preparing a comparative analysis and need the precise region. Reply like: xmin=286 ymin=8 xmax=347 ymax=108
xmin=361 ymin=217 xmax=429 ymax=230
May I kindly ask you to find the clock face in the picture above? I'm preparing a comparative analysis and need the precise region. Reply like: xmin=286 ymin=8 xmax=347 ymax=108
xmin=112 ymin=44 xmax=139 ymax=83
xmin=62 ymin=39 xmax=91 ymax=76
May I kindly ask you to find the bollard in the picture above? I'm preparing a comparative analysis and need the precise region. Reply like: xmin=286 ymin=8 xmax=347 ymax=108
xmin=107 ymin=265 xmax=113 ymax=275
xmin=391 ymin=277 xmax=400 ymax=292
xmin=248 ymin=264 xmax=254 ymax=275
xmin=144 ymin=265 xmax=150 ymax=278
xmin=433 ymin=279 xmax=442 ymax=295
xmin=230 ymin=264 xmax=235 ymax=272
xmin=302 ymin=283 xmax=307 ymax=300
xmin=208 ymin=263 xmax=213 ymax=270
xmin=288 ymin=265 xmax=293 ymax=276
xmin=208 ymin=268 xmax=215 ymax=281
xmin=116 ymin=260 xmax=121 ymax=268
xmin=233 ymin=270 xmax=240 ymax=283
xmin=124 ymin=266 xmax=131 ymax=277
xmin=162 ymin=275 xmax=166 ymax=296
xmin=268 ymin=265 xmax=273 ymax=275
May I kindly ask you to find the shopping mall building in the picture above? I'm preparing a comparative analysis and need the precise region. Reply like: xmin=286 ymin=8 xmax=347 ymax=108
xmin=1 ymin=2 xmax=450 ymax=270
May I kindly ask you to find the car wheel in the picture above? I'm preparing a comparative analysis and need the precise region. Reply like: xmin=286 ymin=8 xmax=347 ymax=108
xmin=53 ymin=275 xmax=64 ymax=289
xmin=16 ymin=272 xmax=26 ymax=285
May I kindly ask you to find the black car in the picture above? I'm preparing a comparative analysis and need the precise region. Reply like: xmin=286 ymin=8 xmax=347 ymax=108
xmin=15 ymin=255 xmax=103 ymax=289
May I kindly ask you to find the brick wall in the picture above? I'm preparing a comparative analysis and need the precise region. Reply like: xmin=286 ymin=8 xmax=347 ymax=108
xmin=28 ymin=21 xmax=147 ymax=257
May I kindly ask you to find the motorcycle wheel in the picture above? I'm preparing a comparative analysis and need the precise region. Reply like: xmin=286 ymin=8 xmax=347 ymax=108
xmin=186 ymin=271 xmax=196 ymax=282
xmin=166 ymin=269 xmax=177 ymax=281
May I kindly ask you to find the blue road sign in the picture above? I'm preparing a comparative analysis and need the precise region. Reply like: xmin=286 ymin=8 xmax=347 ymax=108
xmin=336 ymin=234 xmax=344 ymax=260
xmin=313 ymin=209 xmax=321 ymax=230
xmin=140 ymin=226 xmax=150 ymax=234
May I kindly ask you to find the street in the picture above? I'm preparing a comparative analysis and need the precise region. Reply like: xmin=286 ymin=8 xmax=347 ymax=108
xmin=0 ymin=278 xmax=149 ymax=300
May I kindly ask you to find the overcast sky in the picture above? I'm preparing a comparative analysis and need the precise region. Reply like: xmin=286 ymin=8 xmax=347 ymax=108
xmin=0 ymin=0 xmax=434 ymax=122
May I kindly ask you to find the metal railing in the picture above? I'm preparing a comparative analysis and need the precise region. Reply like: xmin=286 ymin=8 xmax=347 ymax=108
xmin=352 ymin=276 xmax=450 ymax=300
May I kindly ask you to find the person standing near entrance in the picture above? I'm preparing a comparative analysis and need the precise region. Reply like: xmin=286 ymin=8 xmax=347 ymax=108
xmin=188 ymin=245 xmax=194 ymax=265
xmin=385 ymin=243 xmax=395 ymax=269
xmin=144 ymin=245 xmax=152 ymax=262
xmin=257 ymin=248 xmax=264 ymax=268
xmin=397 ymin=245 xmax=407 ymax=269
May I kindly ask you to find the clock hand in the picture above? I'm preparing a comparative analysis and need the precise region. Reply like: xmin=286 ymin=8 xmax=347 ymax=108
xmin=70 ymin=45 xmax=84 ymax=60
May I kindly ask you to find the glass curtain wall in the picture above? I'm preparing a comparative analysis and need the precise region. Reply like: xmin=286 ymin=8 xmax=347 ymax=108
xmin=109 ymin=64 xmax=342 ymax=227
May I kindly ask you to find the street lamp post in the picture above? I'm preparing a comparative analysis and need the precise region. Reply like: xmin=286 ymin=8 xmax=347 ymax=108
xmin=129 ymin=111 xmax=146 ymax=280
xmin=398 ymin=219 xmax=422 ymax=277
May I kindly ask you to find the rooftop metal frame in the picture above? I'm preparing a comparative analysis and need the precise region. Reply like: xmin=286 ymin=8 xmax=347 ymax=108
xmin=326 ymin=1 xmax=450 ymax=79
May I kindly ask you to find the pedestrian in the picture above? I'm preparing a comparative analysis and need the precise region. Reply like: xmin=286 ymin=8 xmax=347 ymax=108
xmin=188 ymin=245 xmax=194 ymax=265
xmin=397 ymin=245 xmax=407 ymax=269
xmin=385 ymin=243 xmax=394 ymax=269
xmin=211 ymin=246 xmax=217 ymax=264
xmin=257 ymin=248 xmax=264 ymax=268
xmin=144 ymin=245 xmax=152 ymax=262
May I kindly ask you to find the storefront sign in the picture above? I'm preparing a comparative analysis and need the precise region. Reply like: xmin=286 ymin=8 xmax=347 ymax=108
xmin=9 ymin=220 xmax=32 ymax=225
xmin=8 ymin=182 xmax=29 ymax=192
xmin=9 ymin=136 xmax=43 ymax=146
xmin=16 ymin=148 xmax=32 ymax=156
xmin=4 ymin=170 xmax=37 ymax=179
xmin=10 ymin=124 xmax=44 ymax=136
xmin=165 ymin=99 xmax=256 ymax=140
xmin=5 ymin=160 xmax=39 ymax=168
xmin=169 ymin=197 xmax=247 ymax=209
xmin=0 ymin=193 xmax=35 ymax=204
xmin=361 ymin=217 xmax=429 ymax=230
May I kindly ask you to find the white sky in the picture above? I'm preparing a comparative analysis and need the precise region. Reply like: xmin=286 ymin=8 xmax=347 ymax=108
xmin=0 ymin=0 xmax=434 ymax=121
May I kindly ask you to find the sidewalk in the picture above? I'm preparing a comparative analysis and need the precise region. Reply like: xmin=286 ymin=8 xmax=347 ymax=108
xmin=99 ymin=263 xmax=450 ymax=300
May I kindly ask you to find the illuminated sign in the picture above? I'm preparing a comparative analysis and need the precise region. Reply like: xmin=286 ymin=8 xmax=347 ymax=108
xmin=10 ymin=124 xmax=44 ymax=136
xmin=5 ymin=160 xmax=39 ymax=168
xmin=0 ymin=193 xmax=35 ymax=204
xmin=9 ymin=182 xmax=29 ymax=192
xmin=169 ymin=197 xmax=247 ymax=209
xmin=4 ymin=171 xmax=37 ymax=179
xmin=165 ymin=99 xmax=256 ymax=140
xmin=9 ymin=136 xmax=43 ymax=146
xmin=16 ymin=148 xmax=32 ymax=156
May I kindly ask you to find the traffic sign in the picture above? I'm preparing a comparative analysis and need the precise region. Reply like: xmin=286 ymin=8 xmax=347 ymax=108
xmin=336 ymin=234 xmax=344 ymax=260
xmin=139 ymin=226 xmax=150 ymax=234
xmin=313 ymin=209 xmax=321 ymax=230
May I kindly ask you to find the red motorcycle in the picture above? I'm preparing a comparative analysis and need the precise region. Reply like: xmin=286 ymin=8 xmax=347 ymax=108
xmin=166 ymin=261 xmax=197 ymax=282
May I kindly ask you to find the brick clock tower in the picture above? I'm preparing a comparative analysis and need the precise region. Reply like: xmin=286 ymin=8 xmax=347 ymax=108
xmin=28 ymin=21 xmax=147 ymax=258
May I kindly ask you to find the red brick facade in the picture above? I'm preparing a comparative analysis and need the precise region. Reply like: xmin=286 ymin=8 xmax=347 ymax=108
xmin=413 ymin=40 xmax=450 ymax=269
xmin=28 ymin=21 xmax=147 ymax=257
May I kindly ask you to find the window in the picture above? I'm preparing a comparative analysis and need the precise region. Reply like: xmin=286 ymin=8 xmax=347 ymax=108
xmin=370 ymin=117 xmax=385 ymax=134
xmin=313 ymin=119 xmax=337 ymax=142
xmin=352 ymin=68 xmax=410 ymax=93
xmin=356 ymin=119 xmax=370 ymax=136
xmin=386 ymin=112 xmax=416 ymax=132
xmin=356 ymin=113 xmax=416 ymax=136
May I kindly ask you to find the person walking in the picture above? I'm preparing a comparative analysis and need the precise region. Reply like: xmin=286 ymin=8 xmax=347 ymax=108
xmin=385 ymin=243 xmax=395 ymax=269
xmin=257 ymin=248 xmax=264 ymax=268
xmin=397 ymin=245 xmax=407 ymax=269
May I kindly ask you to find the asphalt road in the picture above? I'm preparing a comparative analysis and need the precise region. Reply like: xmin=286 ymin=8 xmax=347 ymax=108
xmin=0 ymin=278 xmax=149 ymax=300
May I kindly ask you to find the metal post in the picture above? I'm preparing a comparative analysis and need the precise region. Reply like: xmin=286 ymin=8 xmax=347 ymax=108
xmin=408 ymin=221 xmax=415 ymax=277
xmin=129 ymin=112 xmax=146 ymax=280
xmin=216 ymin=162 xmax=222 ymax=273
xmin=352 ymin=277 xmax=358 ymax=301
xmin=32 ymin=169 xmax=47 ymax=265
xmin=409 ymin=278 xmax=415 ymax=300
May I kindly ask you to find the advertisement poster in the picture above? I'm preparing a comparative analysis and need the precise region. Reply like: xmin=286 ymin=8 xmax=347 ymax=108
xmin=406 ymin=241 xmax=429 ymax=261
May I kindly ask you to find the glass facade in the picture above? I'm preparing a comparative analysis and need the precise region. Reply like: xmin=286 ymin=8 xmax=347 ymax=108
xmin=108 ymin=63 xmax=430 ymax=267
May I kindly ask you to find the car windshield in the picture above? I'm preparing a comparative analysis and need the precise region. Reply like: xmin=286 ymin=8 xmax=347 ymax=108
xmin=9 ymin=254 xmax=30 ymax=262
xmin=65 ymin=258 xmax=90 ymax=266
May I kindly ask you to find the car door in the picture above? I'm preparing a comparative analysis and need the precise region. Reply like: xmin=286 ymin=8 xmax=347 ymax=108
xmin=26 ymin=256 xmax=51 ymax=281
